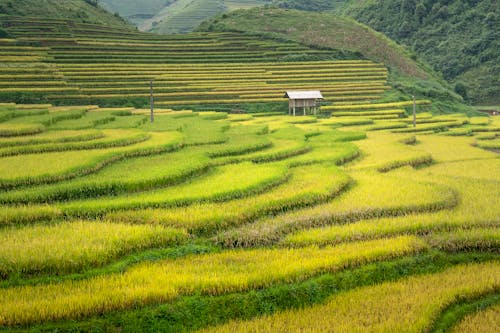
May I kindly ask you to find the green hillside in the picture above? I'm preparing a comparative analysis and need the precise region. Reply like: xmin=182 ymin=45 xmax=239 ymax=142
xmin=199 ymin=7 xmax=470 ymax=113
xmin=99 ymin=0 xmax=271 ymax=33
xmin=0 ymin=0 xmax=132 ymax=29
xmin=147 ymin=0 xmax=272 ymax=34
xmin=99 ymin=0 xmax=176 ymax=27
xmin=273 ymin=0 xmax=499 ymax=105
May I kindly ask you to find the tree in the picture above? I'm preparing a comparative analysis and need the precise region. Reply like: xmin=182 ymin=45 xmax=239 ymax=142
xmin=0 ymin=28 xmax=9 ymax=38
xmin=415 ymin=3 xmax=427 ymax=24
xmin=454 ymin=82 xmax=468 ymax=100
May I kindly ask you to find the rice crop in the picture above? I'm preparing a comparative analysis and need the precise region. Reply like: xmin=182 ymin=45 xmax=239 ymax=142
xmin=346 ymin=132 xmax=433 ymax=172
xmin=106 ymin=163 xmax=352 ymax=234
xmin=0 ymin=131 xmax=183 ymax=189
xmin=425 ymin=227 xmax=500 ymax=252
xmin=216 ymin=169 xmax=457 ymax=247
xmin=200 ymin=262 xmax=499 ymax=333
xmin=0 ymin=130 xmax=104 ymax=148
xmin=283 ymin=166 xmax=499 ymax=246
xmin=0 ymin=221 xmax=188 ymax=278
xmin=0 ymin=147 xmax=213 ymax=203
xmin=0 ymin=236 xmax=424 ymax=326
xmin=60 ymin=162 xmax=289 ymax=217
xmin=0 ymin=123 xmax=45 ymax=137
xmin=0 ymin=205 xmax=61 ymax=226
xmin=0 ymin=129 xmax=150 ymax=157
xmin=475 ymin=139 xmax=500 ymax=150
xmin=451 ymin=304 xmax=499 ymax=333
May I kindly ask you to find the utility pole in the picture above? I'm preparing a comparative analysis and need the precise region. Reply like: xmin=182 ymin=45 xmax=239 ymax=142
xmin=412 ymin=95 xmax=416 ymax=128
xmin=150 ymin=80 xmax=154 ymax=123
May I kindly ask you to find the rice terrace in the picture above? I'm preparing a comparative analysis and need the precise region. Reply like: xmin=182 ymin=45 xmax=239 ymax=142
xmin=0 ymin=0 xmax=498 ymax=332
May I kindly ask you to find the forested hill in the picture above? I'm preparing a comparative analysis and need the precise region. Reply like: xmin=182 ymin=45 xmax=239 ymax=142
xmin=0 ymin=0 xmax=132 ymax=29
xmin=273 ymin=0 xmax=499 ymax=105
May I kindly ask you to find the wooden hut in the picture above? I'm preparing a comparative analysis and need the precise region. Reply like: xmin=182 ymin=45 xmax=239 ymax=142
xmin=285 ymin=91 xmax=323 ymax=116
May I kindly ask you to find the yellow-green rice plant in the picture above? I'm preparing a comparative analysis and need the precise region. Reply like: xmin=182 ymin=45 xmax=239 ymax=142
xmin=60 ymin=162 xmax=289 ymax=217
xmin=392 ymin=120 xmax=466 ymax=133
xmin=0 ymin=131 xmax=182 ymax=189
xmin=330 ymin=109 xmax=405 ymax=117
xmin=142 ymin=115 xmax=228 ymax=146
xmin=475 ymin=139 xmax=500 ymax=150
xmin=471 ymin=126 xmax=500 ymax=133
xmin=0 ymin=147 xmax=213 ymax=203
xmin=468 ymin=117 xmax=491 ymax=126
xmin=349 ymin=132 xmax=433 ymax=172
xmin=475 ymin=133 xmax=498 ymax=140
xmin=5 ymin=109 xmax=86 ymax=127
xmin=284 ymin=142 xmax=360 ymax=167
xmin=207 ymin=131 xmax=272 ymax=158
xmin=0 ymin=221 xmax=187 ymax=278
xmin=440 ymin=128 xmax=473 ymax=136
xmin=0 ymin=236 xmax=425 ymax=326
xmin=322 ymin=117 xmax=374 ymax=127
xmin=227 ymin=114 xmax=254 ymax=122
xmin=0 ymin=130 xmax=104 ymax=148
xmin=217 ymin=170 xmax=457 ymax=247
xmin=0 ymin=129 xmax=150 ymax=157
xmin=322 ymin=100 xmax=431 ymax=111
xmin=200 ymin=262 xmax=499 ymax=333
xmin=106 ymin=163 xmax=351 ymax=234
xmin=284 ymin=166 xmax=499 ymax=246
xmin=218 ymin=139 xmax=310 ymax=164
xmin=0 ymin=123 xmax=45 ymax=137
xmin=419 ymin=158 xmax=500 ymax=181
xmin=425 ymin=227 xmax=500 ymax=252
xmin=0 ymin=205 xmax=62 ymax=226
xmin=415 ymin=135 xmax=497 ymax=162
xmin=451 ymin=304 xmax=499 ymax=333
xmin=365 ymin=121 xmax=408 ymax=131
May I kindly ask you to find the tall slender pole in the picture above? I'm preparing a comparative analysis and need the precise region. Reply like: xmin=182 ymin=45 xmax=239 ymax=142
xmin=412 ymin=95 xmax=416 ymax=128
xmin=150 ymin=80 xmax=154 ymax=123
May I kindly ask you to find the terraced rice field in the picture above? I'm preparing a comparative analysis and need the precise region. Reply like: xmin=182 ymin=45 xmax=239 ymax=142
xmin=0 ymin=12 xmax=498 ymax=333
xmin=0 ymin=16 xmax=395 ymax=110
xmin=0 ymin=100 xmax=498 ymax=332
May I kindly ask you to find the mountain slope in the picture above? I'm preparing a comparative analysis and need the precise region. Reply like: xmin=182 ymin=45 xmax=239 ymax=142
xmin=99 ymin=0 xmax=271 ymax=33
xmin=99 ymin=0 xmax=176 ymax=27
xmin=199 ymin=7 xmax=470 ymax=113
xmin=273 ymin=0 xmax=499 ymax=104
xmin=0 ymin=0 xmax=132 ymax=29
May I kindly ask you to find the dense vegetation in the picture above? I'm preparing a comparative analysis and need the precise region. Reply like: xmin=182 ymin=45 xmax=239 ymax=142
xmin=273 ymin=0 xmax=499 ymax=105
xmin=0 ymin=0 xmax=131 ymax=29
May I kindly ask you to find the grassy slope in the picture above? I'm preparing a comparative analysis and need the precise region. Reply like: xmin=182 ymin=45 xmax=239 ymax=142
xmin=0 ymin=0 xmax=131 ymax=29
xmin=273 ymin=0 xmax=499 ymax=105
xmin=101 ymin=0 xmax=271 ymax=33
xmin=199 ymin=7 xmax=471 ymax=114
xmin=99 ymin=0 xmax=176 ymax=26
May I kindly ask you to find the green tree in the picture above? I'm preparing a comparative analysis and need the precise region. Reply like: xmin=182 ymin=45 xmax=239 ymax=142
xmin=454 ymin=82 xmax=468 ymax=100
xmin=415 ymin=3 xmax=426 ymax=23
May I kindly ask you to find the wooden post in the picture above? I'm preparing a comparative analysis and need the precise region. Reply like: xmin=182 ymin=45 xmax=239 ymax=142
xmin=293 ymin=99 xmax=296 ymax=116
xmin=150 ymin=80 xmax=154 ymax=123
xmin=412 ymin=95 xmax=416 ymax=128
